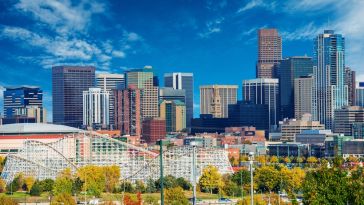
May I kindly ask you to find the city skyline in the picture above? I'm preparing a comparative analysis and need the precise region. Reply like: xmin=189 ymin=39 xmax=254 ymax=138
xmin=1 ymin=0 xmax=364 ymax=122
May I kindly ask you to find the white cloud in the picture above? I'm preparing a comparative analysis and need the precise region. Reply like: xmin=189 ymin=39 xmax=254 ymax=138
xmin=112 ymin=50 xmax=126 ymax=58
xmin=126 ymin=32 xmax=142 ymax=42
xmin=237 ymin=0 xmax=276 ymax=13
xmin=285 ymin=0 xmax=345 ymax=12
xmin=281 ymin=22 xmax=327 ymax=41
xmin=198 ymin=17 xmax=224 ymax=38
xmin=14 ymin=0 xmax=106 ymax=35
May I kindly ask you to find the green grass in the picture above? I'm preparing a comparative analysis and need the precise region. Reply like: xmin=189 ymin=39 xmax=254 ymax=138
xmin=0 ymin=192 xmax=50 ymax=203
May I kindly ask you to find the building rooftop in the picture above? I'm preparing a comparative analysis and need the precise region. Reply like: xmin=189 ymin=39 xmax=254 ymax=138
xmin=0 ymin=123 xmax=82 ymax=135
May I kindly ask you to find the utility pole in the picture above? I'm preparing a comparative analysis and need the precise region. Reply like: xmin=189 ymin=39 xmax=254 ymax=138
xmin=191 ymin=141 xmax=197 ymax=205
xmin=249 ymin=152 xmax=254 ymax=205
xmin=158 ymin=139 xmax=169 ymax=205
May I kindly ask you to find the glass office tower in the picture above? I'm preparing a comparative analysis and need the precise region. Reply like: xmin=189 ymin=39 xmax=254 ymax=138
xmin=52 ymin=66 xmax=95 ymax=128
xmin=278 ymin=56 xmax=313 ymax=119
xmin=313 ymin=30 xmax=348 ymax=129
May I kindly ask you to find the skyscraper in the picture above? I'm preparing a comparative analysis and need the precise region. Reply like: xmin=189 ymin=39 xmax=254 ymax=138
xmin=159 ymin=100 xmax=186 ymax=132
xmin=278 ymin=56 xmax=313 ymax=119
xmin=126 ymin=66 xmax=159 ymax=119
xmin=356 ymin=82 xmax=364 ymax=106
xmin=256 ymin=28 xmax=282 ymax=78
xmin=200 ymin=85 xmax=238 ymax=118
xmin=294 ymin=76 xmax=314 ymax=119
xmin=114 ymin=85 xmax=142 ymax=136
xmin=96 ymin=73 xmax=125 ymax=129
xmin=52 ymin=66 xmax=95 ymax=128
xmin=345 ymin=67 xmax=356 ymax=106
xmin=3 ymin=86 xmax=46 ymax=123
xmin=313 ymin=30 xmax=348 ymax=129
xmin=242 ymin=78 xmax=279 ymax=130
xmin=83 ymin=88 xmax=110 ymax=129
xmin=159 ymin=87 xmax=186 ymax=103
xmin=164 ymin=72 xmax=193 ymax=127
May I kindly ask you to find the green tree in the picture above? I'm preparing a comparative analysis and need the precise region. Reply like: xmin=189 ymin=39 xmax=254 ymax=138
xmin=53 ymin=169 xmax=74 ymax=195
xmin=0 ymin=178 xmax=6 ymax=193
xmin=120 ymin=181 xmax=135 ymax=193
xmin=30 ymin=181 xmax=42 ymax=196
xmin=199 ymin=165 xmax=223 ymax=194
xmin=155 ymin=175 xmax=178 ymax=190
xmin=176 ymin=177 xmax=191 ymax=190
xmin=24 ymin=176 xmax=36 ymax=193
xmin=255 ymin=166 xmax=279 ymax=199
xmin=231 ymin=169 xmax=250 ymax=186
xmin=348 ymin=167 xmax=364 ymax=204
xmin=39 ymin=179 xmax=54 ymax=192
xmin=103 ymin=165 xmax=120 ymax=193
xmin=269 ymin=156 xmax=279 ymax=163
xmin=146 ymin=178 xmax=157 ymax=193
xmin=306 ymin=156 xmax=318 ymax=167
xmin=302 ymin=167 xmax=350 ymax=204
xmin=135 ymin=180 xmax=146 ymax=193
xmin=77 ymin=165 xmax=106 ymax=197
xmin=6 ymin=173 xmax=24 ymax=193
xmin=280 ymin=167 xmax=305 ymax=199
xmin=165 ymin=187 xmax=189 ymax=205
xmin=222 ymin=177 xmax=240 ymax=197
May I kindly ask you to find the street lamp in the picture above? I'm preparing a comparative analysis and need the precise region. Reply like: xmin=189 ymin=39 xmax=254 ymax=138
xmin=248 ymin=152 xmax=254 ymax=205
xmin=190 ymin=141 xmax=197 ymax=205
xmin=157 ymin=139 xmax=170 ymax=205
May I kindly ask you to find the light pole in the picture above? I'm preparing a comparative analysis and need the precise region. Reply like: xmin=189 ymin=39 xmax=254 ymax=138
xmin=249 ymin=152 xmax=254 ymax=205
xmin=190 ymin=141 xmax=197 ymax=205
xmin=157 ymin=139 xmax=169 ymax=205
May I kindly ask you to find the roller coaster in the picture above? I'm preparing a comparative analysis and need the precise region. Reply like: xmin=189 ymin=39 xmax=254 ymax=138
xmin=1 ymin=131 xmax=233 ymax=184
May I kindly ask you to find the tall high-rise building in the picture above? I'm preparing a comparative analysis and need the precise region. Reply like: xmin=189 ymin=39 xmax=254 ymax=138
xmin=159 ymin=100 xmax=186 ymax=132
xmin=96 ymin=73 xmax=124 ymax=129
xmin=52 ymin=66 xmax=95 ymax=128
xmin=356 ymin=82 xmax=364 ymax=106
xmin=126 ymin=66 xmax=159 ymax=119
xmin=242 ymin=78 xmax=279 ymax=130
xmin=313 ymin=30 xmax=348 ymax=129
xmin=83 ymin=88 xmax=110 ymax=129
xmin=334 ymin=106 xmax=364 ymax=136
xmin=294 ymin=76 xmax=314 ymax=120
xmin=4 ymin=86 xmax=47 ymax=123
xmin=278 ymin=56 xmax=313 ymax=119
xmin=3 ymin=86 xmax=43 ymax=118
xmin=200 ymin=85 xmax=238 ymax=118
xmin=256 ymin=28 xmax=282 ymax=78
xmin=164 ymin=73 xmax=193 ymax=127
xmin=159 ymin=87 xmax=186 ymax=103
xmin=345 ymin=67 xmax=356 ymax=106
xmin=114 ymin=85 xmax=142 ymax=136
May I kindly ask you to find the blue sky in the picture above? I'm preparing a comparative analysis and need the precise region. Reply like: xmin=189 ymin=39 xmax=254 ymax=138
xmin=0 ymin=0 xmax=364 ymax=121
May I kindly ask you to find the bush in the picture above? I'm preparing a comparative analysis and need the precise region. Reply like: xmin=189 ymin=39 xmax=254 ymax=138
xmin=51 ymin=193 xmax=76 ymax=205
xmin=30 ymin=181 xmax=42 ymax=196
xmin=165 ymin=187 xmax=189 ymax=205
xmin=0 ymin=195 xmax=18 ymax=205
xmin=143 ymin=195 xmax=158 ymax=205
